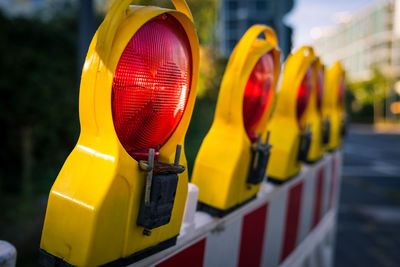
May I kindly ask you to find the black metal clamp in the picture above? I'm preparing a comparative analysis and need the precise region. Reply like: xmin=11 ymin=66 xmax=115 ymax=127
xmin=298 ymin=124 xmax=312 ymax=162
xmin=247 ymin=132 xmax=272 ymax=185
xmin=137 ymin=145 xmax=185 ymax=235
xmin=322 ymin=117 xmax=331 ymax=145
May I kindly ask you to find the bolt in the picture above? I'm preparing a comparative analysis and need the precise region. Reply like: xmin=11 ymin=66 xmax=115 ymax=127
xmin=143 ymin=229 xmax=152 ymax=236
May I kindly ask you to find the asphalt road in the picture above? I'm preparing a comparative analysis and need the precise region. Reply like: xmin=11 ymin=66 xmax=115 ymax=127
xmin=334 ymin=125 xmax=400 ymax=267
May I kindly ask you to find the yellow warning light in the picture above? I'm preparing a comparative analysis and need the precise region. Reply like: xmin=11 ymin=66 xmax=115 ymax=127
xmin=323 ymin=61 xmax=346 ymax=151
xmin=266 ymin=46 xmax=316 ymax=183
xmin=191 ymin=25 xmax=281 ymax=217
xmin=305 ymin=57 xmax=326 ymax=162
xmin=39 ymin=1 xmax=199 ymax=266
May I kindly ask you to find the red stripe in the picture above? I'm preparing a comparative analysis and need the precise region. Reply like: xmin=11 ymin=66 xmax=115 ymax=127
xmin=311 ymin=167 xmax=325 ymax=229
xmin=329 ymin=156 xmax=338 ymax=209
xmin=238 ymin=204 xmax=268 ymax=267
xmin=280 ymin=181 xmax=304 ymax=263
xmin=156 ymin=238 xmax=206 ymax=267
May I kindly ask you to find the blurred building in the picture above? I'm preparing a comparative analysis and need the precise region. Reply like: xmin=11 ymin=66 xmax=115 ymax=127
xmin=0 ymin=0 xmax=75 ymax=17
xmin=0 ymin=0 xmax=104 ymax=18
xmin=217 ymin=0 xmax=294 ymax=58
xmin=313 ymin=0 xmax=400 ymax=83
xmin=313 ymin=0 xmax=400 ymax=121
xmin=0 ymin=0 xmax=96 ymax=68
xmin=0 ymin=0 xmax=45 ymax=17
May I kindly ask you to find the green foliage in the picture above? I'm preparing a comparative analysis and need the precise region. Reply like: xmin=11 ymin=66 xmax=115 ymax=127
xmin=346 ymin=67 xmax=388 ymax=123
xmin=129 ymin=0 xmax=218 ymax=45
xmin=184 ymin=49 xmax=227 ymax=173
xmin=196 ymin=47 xmax=227 ymax=99
xmin=185 ymin=97 xmax=217 ymax=177
xmin=187 ymin=0 xmax=218 ymax=45
xmin=348 ymin=67 xmax=387 ymax=106
xmin=0 ymin=12 xmax=79 ymax=194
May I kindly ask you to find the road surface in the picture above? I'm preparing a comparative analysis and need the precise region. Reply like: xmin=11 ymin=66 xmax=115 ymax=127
xmin=334 ymin=125 xmax=400 ymax=267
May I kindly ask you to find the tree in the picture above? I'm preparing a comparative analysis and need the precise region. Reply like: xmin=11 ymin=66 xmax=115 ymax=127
xmin=347 ymin=67 xmax=387 ymax=123
xmin=0 ymin=13 xmax=79 ymax=197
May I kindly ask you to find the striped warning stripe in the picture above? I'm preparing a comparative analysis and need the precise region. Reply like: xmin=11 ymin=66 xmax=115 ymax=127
xmin=204 ymin=217 xmax=242 ymax=266
xmin=156 ymin=239 xmax=206 ymax=267
xmin=144 ymin=151 xmax=342 ymax=267
xmin=280 ymin=180 xmax=304 ymax=263
xmin=311 ymin=166 xmax=325 ymax=230
xmin=329 ymin=155 xmax=339 ymax=210
xmin=297 ymin=167 xmax=317 ymax=246
xmin=238 ymin=204 xmax=268 ymax=267
xmin=262 ymin=184 xmax=287 ymax=267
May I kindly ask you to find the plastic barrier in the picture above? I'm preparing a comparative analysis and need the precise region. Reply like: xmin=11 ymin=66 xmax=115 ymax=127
xmin=128 ymin=150 xmax=341 ymax=267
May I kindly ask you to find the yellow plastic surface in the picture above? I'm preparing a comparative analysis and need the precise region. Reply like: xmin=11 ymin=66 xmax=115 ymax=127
xmin=266 ymin=46 xmax=316 ymax=182
xmin=305 ymin=57 xmax=325 ymax=162
xmin=191 ymin=25 xmax=281 ymax=211
xmin=40 ymin=1 xmax=199 ymax=266
xmin=323 ymin=61 xmax=345 ymax=151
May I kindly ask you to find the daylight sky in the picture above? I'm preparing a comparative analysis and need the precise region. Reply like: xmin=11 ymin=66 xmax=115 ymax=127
xmin=286 ymin=0 xmax=378 ymax=48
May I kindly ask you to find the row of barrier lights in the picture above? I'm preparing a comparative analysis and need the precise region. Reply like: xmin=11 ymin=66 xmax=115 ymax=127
xmin=39 ymin=1 xmax=346 ymax=267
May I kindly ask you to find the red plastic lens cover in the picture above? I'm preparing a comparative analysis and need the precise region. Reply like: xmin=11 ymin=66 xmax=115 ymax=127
xmin=111 ymin=14 xmax=192 ymax=160
xmin=296 ymin=66 xmax=314 ymax=123
xmin=243 ymin=52 xmax=275 ymax=142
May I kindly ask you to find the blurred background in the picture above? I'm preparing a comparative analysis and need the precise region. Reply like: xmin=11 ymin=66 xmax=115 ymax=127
xmin=0 ymin=0 xmax=399 ymax=266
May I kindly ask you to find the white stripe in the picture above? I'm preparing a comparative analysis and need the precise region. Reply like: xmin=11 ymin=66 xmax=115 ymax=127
xmin=322 ymin=157 xmax=332 ymax=215
xmin=297 ymin=168 xmax=317 ymax=245
xmin=261 ymin=186 xmax=288 ymax=267
xmin=280 ymin=212 xmax=336 ymax=267
xmin=333 ymin=151 xmax=342 ymax=209
xmin=203 ymin=217 xmax=242 ymax=267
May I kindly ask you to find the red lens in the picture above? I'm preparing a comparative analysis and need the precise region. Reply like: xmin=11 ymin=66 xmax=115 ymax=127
xmin=316 ymin=69 xmax=324 ymax=112
xmin=112 ymin=14 xmax=192 ymax=160
xmin=338 ymin=77 xmax=345 ymax=106
xmin=296 ymin=66 xmax=314 ymax=123
xmin=243 ymin=52 xmax=274 ymax=142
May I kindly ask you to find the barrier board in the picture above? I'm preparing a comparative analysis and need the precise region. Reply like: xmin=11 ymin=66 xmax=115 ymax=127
xmin=130 ymin=150 xmax=342 ymax=267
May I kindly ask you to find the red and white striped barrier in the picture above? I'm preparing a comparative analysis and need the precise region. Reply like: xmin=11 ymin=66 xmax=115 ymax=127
xmin=132 ymin=150 xmax=342 ymax=267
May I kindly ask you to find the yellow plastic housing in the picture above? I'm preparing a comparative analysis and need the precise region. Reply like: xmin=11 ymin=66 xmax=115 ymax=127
xmin=323 ymin=62 xmax=345 ymax=151
xmin=191 ymin=25 xmax=281 ymax=213
xmin=40 ymin=1 xmax=199 ymax=266
xmin=305 ymin=58 xmax=325 ymax=162
xmin=266 ymin=46 xmax=316 ymax=182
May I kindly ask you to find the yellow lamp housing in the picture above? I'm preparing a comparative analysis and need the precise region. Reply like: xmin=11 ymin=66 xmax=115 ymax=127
xmin=304 ymin=57 xmax=326 ymax=163
xmin=191 ymin=25 xmax=281 ymax=217
xmin=39 ymin=1 xmax=199 ymax=266
xmin=323 ymin=61 xmax=346 ymax=151
xmin=266 ymin=46 xmax=317 ymax=184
